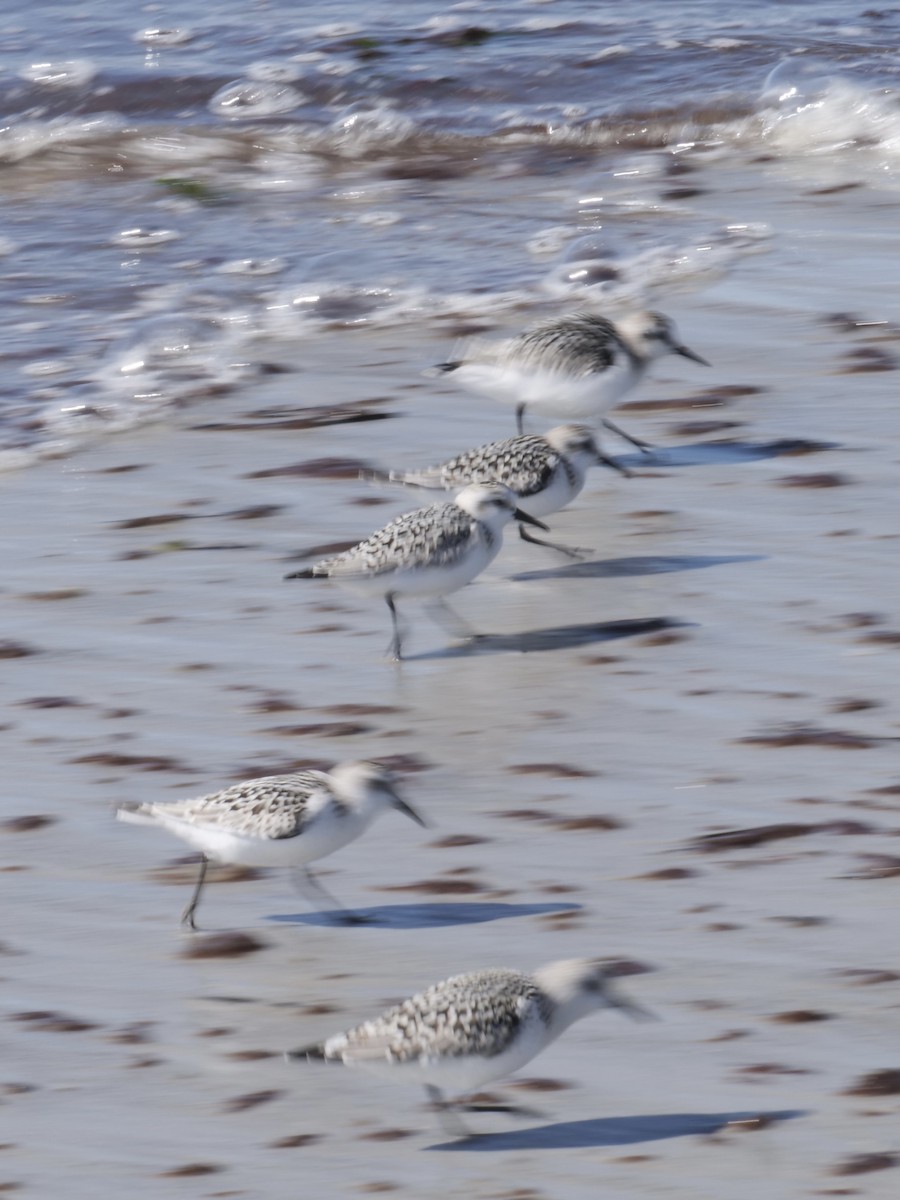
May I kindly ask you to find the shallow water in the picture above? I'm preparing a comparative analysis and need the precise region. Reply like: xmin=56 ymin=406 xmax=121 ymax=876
xmin=3 ymin=0 xmax=900 ymax=462
xmin=3 ymin=3 xmax=900 ymax=1198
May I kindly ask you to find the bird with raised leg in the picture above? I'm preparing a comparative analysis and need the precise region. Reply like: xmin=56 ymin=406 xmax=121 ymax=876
xmin=116 ymin=760 xmax=425 ymax=929
xmin=285 ymin=481 xmax=549 ymax=660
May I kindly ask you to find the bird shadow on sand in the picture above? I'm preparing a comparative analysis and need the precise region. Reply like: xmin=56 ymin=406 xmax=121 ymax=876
xmin=510 ymin=554 xmax=763 ymax=584
xmin=621 ymin=436 xmax=839 ymax=470
xmin=267 ymin=901 xmax=581 ymax=929
xmin=429 ymin=1108 xmax=806 ymax=1152
xmin=407 ymin=616 xmax=694 ymax=660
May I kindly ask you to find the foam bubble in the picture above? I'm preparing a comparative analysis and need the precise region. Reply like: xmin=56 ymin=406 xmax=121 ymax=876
xmin=0 ymin=116 xmax=123 ymax=164
xmin=541 ymin=260 xmax=626 ymax=300
xmin=357 ymin=211 xmax=401 ymax=227
xmin=526 ymin=227 xmax=572 ymax=256
xmin=718 ymin=223 xmax=772 ymax=249
xmin=245 ymin=152 xmax=320 ymax=192
xmin=328 ymin=106 xmax=417 ymax=152
xmin=112 ymin=228 xmax=181 ymax=248
xmin=209 ymin=80 xmax=304 ymax=118
xmin=762 ymin=58 xmax=836 ymax=110
xmin=134 ymin=28 xmax=194 ymax=46
xmin=127 ymin=133 xmax=237 ymax=164
xmin=19 ymin=60 xmax=96 ymax=87
xmin=561 ymin=233 xmax=621 ymax=263
xmin=316 ymin=59 xmax=360 ymax=77
xmin=217 ymin=258 xmax=287 ymax=276
xmin=104 ymin=316 xmax=214 ymax=378
xmin=0 ymin=448 xmax=39 ymax=473
xmin=21 ymin=360 xmax=70 ymax=378
xmin=98 ymin=313 xmax=254 ymax=403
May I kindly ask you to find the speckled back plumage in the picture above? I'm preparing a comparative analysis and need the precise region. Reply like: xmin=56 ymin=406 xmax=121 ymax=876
xmin=506 ymin=313 xmax=630 ymax=376
xmin=327 ymin=968 xmax=553 ymax=1063
xmin=139 ymin=771 xmax=339 ymax=840
xmin=310 ymin=502 xmax=485 ymax=577
xmin=417 ymin=434 xmax=561 ymax=498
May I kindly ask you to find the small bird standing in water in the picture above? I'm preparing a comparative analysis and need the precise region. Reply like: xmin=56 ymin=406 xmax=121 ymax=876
xmin=285 ymin=481 xmax=548 ymax=660
xmin=117 ymin=760 xmax=425 ymax=928
xmin=286 ymin=958 xmax=653 ymax=1138
xmin=431 ymin=309 xmax=709 ymax=446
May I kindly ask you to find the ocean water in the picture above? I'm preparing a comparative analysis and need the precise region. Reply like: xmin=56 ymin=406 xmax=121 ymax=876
xmin=1 ymin=0 xmax=899 ymax=465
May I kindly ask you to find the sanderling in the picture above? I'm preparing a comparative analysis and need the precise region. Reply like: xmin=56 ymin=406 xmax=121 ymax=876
xmin=370 ymin=424 xmax=628 ymax=559
xmin=431 ymin=310 xmax=708 ymax=447
xmin=285 ymin=481 xmax=548 ymax=660
xmin=117 ymin=760 xmax=425 ymax=929
xmin=286 ymin=958 xmax=653 ymax=1137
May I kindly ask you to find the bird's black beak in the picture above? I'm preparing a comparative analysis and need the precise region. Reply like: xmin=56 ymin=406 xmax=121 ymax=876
xmin=610 ymin=993 xmax=658 ymax=1022
xmin=384 ymin=784 xmax=427 ymax=827
xmin=514 ymin=508 xmax=550 ymax=532
xmin=674 ymin=343 xmax=710 ymax=366
xmin=394 ymin=796 xmax=427 ymax=827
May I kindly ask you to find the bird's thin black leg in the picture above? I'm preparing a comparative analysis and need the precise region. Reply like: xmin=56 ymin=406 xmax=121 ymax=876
xmin=602 ymin=417 xmax=653 ymax=453
xmin=515 ymin=403 xmax=526 ymax=436
xmin=292 ymin=866 xmax=369 ymax=926
xmin=518 ymin=521 xmax=590 ymax=560
xmin=181 ymin=854 xmax=208 ymax=930
xmin=385 ymin=592 xmax=404 ymax=661
xmin=460 ymin=1098 xmax=543 ymax=1117
xmin=425 ymin=1085 xmax=473 ymax=1139
xmin=427 ymin=598 xmax=480 ymax=642
xmin=596 ymin=449 xmax=633 ymax=478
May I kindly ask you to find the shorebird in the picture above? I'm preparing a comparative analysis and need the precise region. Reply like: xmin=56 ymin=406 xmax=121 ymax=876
xmin=285 ymin=481 xmax=548 ymax=659
xmin=369 ymin=423 xmax=628 ymax=558
xmin=431 ymin=309 xmax=708 ymax=446
xmin=117 ymin=760 xmax=425 ymax=928
xmin=286 ymin=958 xmax=653 ymax=1137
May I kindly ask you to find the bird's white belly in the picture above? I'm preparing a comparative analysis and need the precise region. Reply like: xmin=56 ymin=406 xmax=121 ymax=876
xmin=153 ymin=812 xmax=363 ymax=868
xmin=335 ymin=538 xmax=498 ymax=599
xmin=525 ymin=364 xmax=639 ymax=418
xmin=453 ymin=361 xmax=640 ymax=420
xmin=517 ymin=468 xmax=580 ymax=517
xmin=355 ymin=1020 xmax=550 ymax=1096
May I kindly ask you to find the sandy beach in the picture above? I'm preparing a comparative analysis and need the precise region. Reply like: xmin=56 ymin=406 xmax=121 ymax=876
xmin=2 ymin=168 xmax=900 ymax=1199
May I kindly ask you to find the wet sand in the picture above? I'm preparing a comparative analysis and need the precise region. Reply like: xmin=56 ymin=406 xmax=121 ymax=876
xmin=3 ymin=208 xmax=900 ymax=1197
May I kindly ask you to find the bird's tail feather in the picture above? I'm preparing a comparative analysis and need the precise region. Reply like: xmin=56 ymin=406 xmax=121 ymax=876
xmin=423 ymin=361 xmax=461 ymax=378
xmin=285 ymin=1043 xmax=328 ymax=1062
xmin=358 ymin=467 xmax=396 ymax=487
xmin=360 ymin=467 xmax=443 ymax=492
xmin=284 ymin=567 xmax=318 ymax=580
xmin=116 ymin=802 xmax=158 ymax=827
